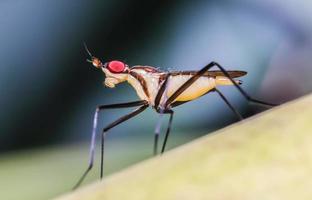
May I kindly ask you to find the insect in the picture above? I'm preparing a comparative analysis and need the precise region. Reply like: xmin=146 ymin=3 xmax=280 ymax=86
xmin=73 ymin=44 xmax=276 ymax=189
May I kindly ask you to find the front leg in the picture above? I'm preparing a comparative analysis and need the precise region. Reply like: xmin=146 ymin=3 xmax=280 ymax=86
xmin=73 ymin=100 xmax=148 ymax=190
xmin=100 ymin=104 xmax=149 ymax=178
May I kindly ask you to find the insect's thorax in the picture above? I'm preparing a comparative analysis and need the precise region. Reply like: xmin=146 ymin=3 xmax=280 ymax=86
xmin=126 ymin=67 xmax=163 ymax=106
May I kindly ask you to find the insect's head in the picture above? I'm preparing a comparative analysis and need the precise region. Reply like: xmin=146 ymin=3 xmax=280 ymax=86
xmin=84 ymin=43 xmax=130 ymax=88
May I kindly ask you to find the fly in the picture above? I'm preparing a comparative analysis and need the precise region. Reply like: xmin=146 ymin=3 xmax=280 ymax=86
xmin=73 ymin=44 xmax=277 ymax=189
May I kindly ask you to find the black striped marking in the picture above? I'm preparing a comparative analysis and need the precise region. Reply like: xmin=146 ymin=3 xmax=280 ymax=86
xmin=129 ymin=70 xmax=150 ymax=98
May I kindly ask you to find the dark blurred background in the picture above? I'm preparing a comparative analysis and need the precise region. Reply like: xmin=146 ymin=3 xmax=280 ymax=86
xmin=0 ymin=0 xmax=312 ymax=199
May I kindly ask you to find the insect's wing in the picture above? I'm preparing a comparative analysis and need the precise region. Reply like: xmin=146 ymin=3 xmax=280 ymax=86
xmin=170 ymin=70 xmax=247 ymax=78
xmin=204 ymin=70 xmax=247 ymax=78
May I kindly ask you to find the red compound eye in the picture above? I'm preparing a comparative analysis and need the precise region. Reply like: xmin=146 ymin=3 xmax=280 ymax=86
xmin=107 ymin=60 xmax=125 ymax=73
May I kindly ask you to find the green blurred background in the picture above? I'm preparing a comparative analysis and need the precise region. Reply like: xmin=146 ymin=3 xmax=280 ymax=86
xmin=0 ymin=0 xmax=312 ymax=199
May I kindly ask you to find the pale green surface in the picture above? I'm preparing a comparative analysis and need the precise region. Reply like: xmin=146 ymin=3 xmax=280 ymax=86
xmin=0 ymin=141 xmax=150 ymax=200
xmin=0 ymin=132 xmax=195 ymax=200
xmin=55 ymin=94 xmax=312 ymax=200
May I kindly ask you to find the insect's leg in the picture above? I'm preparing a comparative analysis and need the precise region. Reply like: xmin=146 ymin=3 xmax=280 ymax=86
xmin=164 ymin=62 xmax=277 ymax=108
xmin=100 ymin=104 xmax=149 ymax=178
xmin=161 ymin=110 xmax=174 ymax=154
xmin=73 ymin=100 xmax=147 ymax=190
xmin=154 ymin=112 xmax=164 ymax=155
xmin=209 ymin=62 xmax=278 ymax=107
xmin=214 ymin=88 xmax=243 ymax=121
xmin=153 ymin=75 xmax=171 ymax=155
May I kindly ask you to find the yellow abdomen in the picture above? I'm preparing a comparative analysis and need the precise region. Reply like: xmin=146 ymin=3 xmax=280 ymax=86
xmin=166 ymin=76 xmax=217 ymax=102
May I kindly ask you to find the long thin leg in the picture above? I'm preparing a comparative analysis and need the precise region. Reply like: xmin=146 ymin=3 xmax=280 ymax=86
xmin=154 ymin=126 xmax=159 ymax=155
xmin=214 ymin=88 xmax=243 ymax=121
xmin=164 ymin=62 xmax=277 ymax=108
xmin=208 ymin=62 xmax=278 ymax=107
xmin=73 ymin=100 xmax=147 ymax=190
xmin=161 ymin=110 xmax=174 ymax=154
xmin=153 ymin=75 xmax=171 ymax=155
xmin=163 ymin=90 xmax=239 ymax=151
xmin=154 ymin=112 xmax=163 ymax=155
xmin=153 ymin=110 xmax=174 ymax=155
xmin=100 ymin=104 xmax=148 ymax=178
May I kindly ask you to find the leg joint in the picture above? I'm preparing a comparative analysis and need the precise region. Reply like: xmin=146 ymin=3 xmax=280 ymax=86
xmin=210 ymin=61 xmax=219 ymax=66
xmin=96 ymin=106 xmax=101 ymax=112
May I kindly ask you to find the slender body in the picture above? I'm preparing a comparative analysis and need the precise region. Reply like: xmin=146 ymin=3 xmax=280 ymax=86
xmin=73 ymin=45 xmax=277 ymax=189
xmin=103 ymin=65 xmax=245 ymax=109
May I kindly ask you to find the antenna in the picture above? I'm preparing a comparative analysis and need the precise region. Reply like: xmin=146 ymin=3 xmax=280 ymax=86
xmin=83 ymin=42 xmax=93 ymax=63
